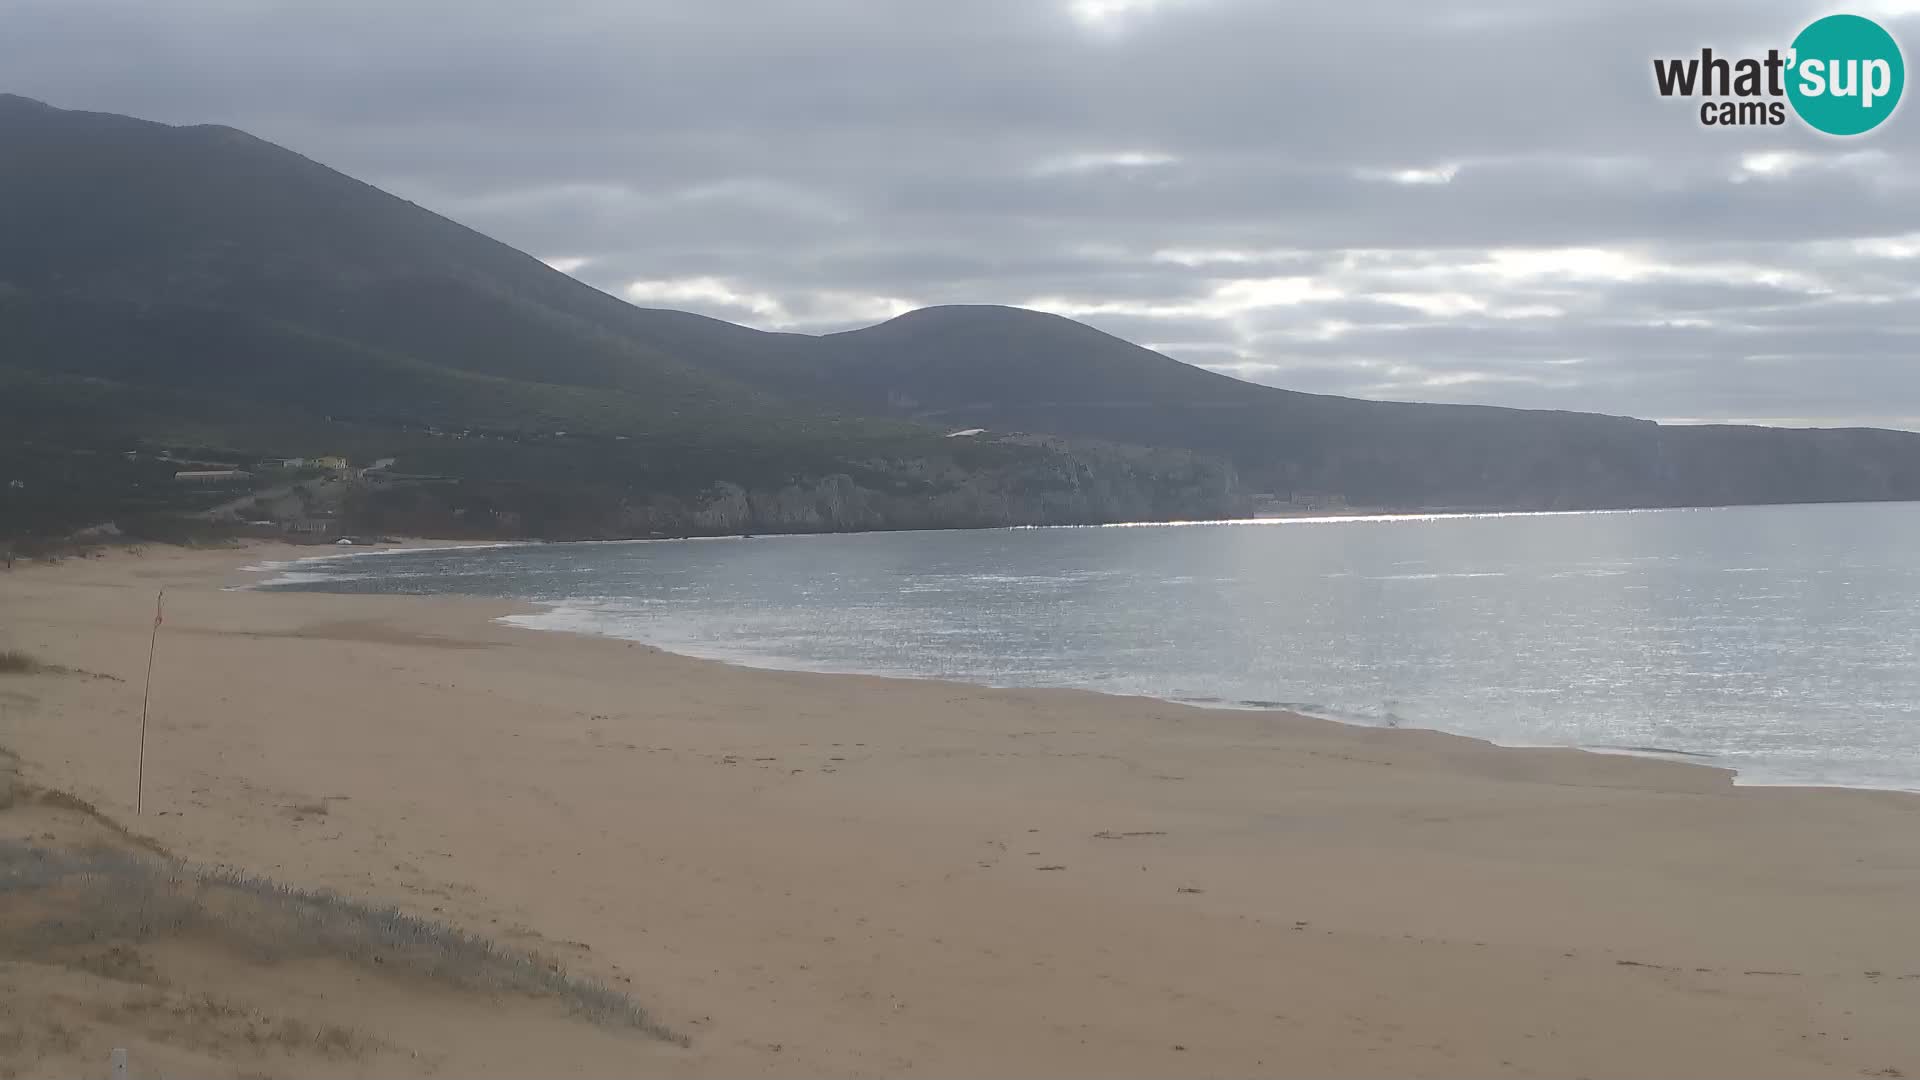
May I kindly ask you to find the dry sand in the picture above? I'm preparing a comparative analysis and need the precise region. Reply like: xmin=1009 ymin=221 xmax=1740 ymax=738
xmin=2 ymin=541 xmax=1919 ymax=1078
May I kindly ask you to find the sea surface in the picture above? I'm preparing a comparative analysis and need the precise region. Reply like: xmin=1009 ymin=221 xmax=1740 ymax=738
xmin=250 ymin=502 xmax=1920 ymax=791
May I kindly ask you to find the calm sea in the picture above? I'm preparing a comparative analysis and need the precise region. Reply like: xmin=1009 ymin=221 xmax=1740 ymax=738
xmin=251 ymin=502 xmax=1920 ymax=791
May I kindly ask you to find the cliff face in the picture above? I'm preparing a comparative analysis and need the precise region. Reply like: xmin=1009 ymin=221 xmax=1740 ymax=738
xmin=342 ymin=439 xmax=1247 ymax=540
xmin=634 ymin=474 xmax=1202 ymax=535
xmin=615 ymin=441 xmax=1245 ymax=536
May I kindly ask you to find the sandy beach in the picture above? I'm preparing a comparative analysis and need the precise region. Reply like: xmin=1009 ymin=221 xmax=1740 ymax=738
xmin=4 ymin=541 xmax=1920 ymax=1078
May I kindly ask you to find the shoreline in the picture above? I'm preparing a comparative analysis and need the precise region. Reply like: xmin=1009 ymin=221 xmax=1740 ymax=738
xmin=7 ymin=541 xmax=1920 ymax=1076
xmin=519 ymin=618 xmax=1920 ymax=797
xmin=248 ymin=538 xmax=1917 ymax=797
xmin=216 ymin=499 xmax=1906 ymax=582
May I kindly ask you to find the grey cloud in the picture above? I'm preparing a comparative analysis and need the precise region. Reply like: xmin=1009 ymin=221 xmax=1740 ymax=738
xmin=3 ymin=0 xmax=1917 ymax=426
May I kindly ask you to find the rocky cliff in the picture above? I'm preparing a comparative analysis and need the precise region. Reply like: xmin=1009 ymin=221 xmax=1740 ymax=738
xmin=344 ymin=437 xmax=1246 ymax=540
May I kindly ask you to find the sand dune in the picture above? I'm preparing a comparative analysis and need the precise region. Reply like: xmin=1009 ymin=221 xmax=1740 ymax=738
xmin=3 ymin=543 xmax=1919 ymax=1077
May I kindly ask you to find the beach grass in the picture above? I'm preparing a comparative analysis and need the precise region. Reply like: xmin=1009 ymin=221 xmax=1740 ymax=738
xmin=0 ymin=837 xmax=684 ymax=1044
xmin=0 ymin=650 xmax=40 ymax=675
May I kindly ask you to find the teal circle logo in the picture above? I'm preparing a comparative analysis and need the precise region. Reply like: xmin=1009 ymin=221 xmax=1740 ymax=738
xmin=1787 ymin=14 xmax=1905 ymax=135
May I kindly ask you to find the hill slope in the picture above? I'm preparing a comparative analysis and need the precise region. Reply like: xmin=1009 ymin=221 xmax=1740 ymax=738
xmin=0 ymin=92 xmax=800 ymax=429
xmin=828 ymin=307 xmax=1659 ymax=508
xmin=741 ymin=305 xmax=1920 ymax=510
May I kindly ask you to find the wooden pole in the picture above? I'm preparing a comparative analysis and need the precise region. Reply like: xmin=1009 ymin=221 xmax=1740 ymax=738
xmin=137 ymin=589 xmax=163 ymax=815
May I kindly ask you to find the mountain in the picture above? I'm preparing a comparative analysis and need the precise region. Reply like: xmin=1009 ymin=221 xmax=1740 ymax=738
xmin=2 ymin=93 xmax=1918 ymax=542
xmin=0 ymin=95 xmax=1238 ymax=538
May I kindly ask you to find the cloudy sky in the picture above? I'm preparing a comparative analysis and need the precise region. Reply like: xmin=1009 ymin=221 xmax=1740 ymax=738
xmin=7 ymin=0 xmax=1918 ymax=427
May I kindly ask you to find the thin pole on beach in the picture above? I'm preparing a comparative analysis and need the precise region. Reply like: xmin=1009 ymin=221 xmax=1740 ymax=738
xmin=137 ymin=589 xmax=163 ymax=815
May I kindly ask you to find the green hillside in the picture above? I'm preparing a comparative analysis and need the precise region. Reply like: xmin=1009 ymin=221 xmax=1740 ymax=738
xmin=0 ymin=95 xmax=1243 ymax=539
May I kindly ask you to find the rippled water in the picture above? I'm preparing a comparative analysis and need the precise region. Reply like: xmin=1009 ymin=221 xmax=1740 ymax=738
xmin=252 ymin=502 xmax=1920 ymax=791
